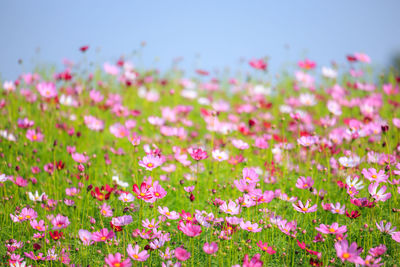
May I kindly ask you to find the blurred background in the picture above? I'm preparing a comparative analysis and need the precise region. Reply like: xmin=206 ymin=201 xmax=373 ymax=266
xmin=1 ymin=0 xmax=400 ymax=79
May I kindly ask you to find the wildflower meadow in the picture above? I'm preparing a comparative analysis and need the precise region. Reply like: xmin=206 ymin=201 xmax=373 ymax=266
xmin=1 ymin=51 xmax=400 ymax=266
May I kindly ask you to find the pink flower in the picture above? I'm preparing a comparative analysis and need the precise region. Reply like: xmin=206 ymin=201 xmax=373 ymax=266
xmin=100 ymin=203 xmax=113 ymax=217
xmin=354 ymin=52 xmax=371 ymax=63
xmin=79 ymin=229 xmax=93 ymax=245
xmin=362 ymin=168 xmax=388 ymax=183
xmin=175 ymin=247 xmax=191 ymax=261
xmin=240 ymin=221 xmax=262 ymax=232
xmin=316 ymin=223 xmax=347 ymax=234
xmin=330 ymin=202 xmax=345 ymax=214
xmin=30 ymin=219 xmax=46 ymax=232
xmin=90 ymin=89 xmax=104 ymax=103
xmin=203 ymin=242 xmax=218 ymax=254
xmin=92 ymin=228 xmax=115 ymax=242
xmin=220 ymin=200 xmax=240 ymax=215
xmin=112 ymin=215 xmax=133 ymax=227
xmin=84 ymin=116 xmax=104 ymax=131
xmin=71 ymin=153 xmax=89 ymax=164
xmin=178 ymin=221 xmax=202 ymax=237
xmin=51 ymin=214 xmax=70 ymax=230
xmin=150 ymin=181 xmax=167 ymax=199
xmin=392 ymin=232 xmax=400 ymax=243
xmin=184 ymin=186 xmax=195 ymax=193
xmin=297 ymin=136 xmax=318 ymax=147
xmin=295 ymin=176 xmax=314 ymax=189
xmin=292 ymin=200 xmax=317 ymax=213
xmin=242 ymin=168 xmax=259 ymax=183
xmin=105 ymin=252 xmax=132 ymax=267
xmin=335 ymin=239 xmax=364 ymax=264
xmin=37 ymin=82 xmax=57 ymax=98
xmin=158 ymin=206 xmax=180 ymax=220
xmin=109 ymin=123 xmax=129 ymax=138
xmin=139 ymin=155 xmax=163 ymax=171
xmin=26 ymin=129 xmax=44 ymax=142
xmin=393 ymin=118 xmax=400 ymax=128
xmin=127 ymin=244 xmax=149 ymax=262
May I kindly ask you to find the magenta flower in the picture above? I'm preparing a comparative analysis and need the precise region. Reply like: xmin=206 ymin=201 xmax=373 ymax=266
xmin=105 ymin=252 xmax=132 ymax=267
xmin=79 ymin=229 xmax=93 ymax=246
xmin=92 ymin=228 xmax=115 ymax=242
xmin=362 ymin=168 xmax=388 ymax=183
xmin=175 ymin=247 xmax=191 ymax=261
xmin=188 ymin=147 xmax=208 ymax=161
xmin=236 ymin=253 xmax=263 ymax=267
xmin=127 ymin=244 xmax=149 ymax=262
xmin=256 ymin=241 xmax=276 ymax=254
xmin=178 ymin=221 xmax=202 ymax=237
xmin=292 ymin=200 xmax=317 ymax=213
xmin=249 ymin=58 xmax=267 ymax=70
xmin=240 ymin=221 xmax=262 ymax=232
xmin=334 ymin=239 xmax=364 ymax=264
xmin=51 ymin=214 xmax=70 ymax=230
xmin=316 ymin=223 xmax=347 ymax=234
xmin=26 ymin=129 xmax=44 ymax=142
xmin=203 ymin=242 xmax=218 ymax=254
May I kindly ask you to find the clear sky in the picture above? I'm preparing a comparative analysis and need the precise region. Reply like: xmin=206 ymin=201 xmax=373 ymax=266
xmin=1 ymin=0 xmax=400 ymax=79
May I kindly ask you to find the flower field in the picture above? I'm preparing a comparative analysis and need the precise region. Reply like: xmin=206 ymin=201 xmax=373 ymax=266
xmin=1 ymin=53 xmax=400 ymax=266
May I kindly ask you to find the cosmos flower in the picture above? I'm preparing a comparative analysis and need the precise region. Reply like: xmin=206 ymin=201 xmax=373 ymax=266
xmin=105 ymin=252 xmax=131 ymax=267
xmin=334 ymin=239 xmax=364 ymax=264
xmin=292 ymin=200 xmax=317 ymax=213
xmin=203 ymin=242 xmax=218 ymax=254
xmin=316 ymin=223 xmax=347 ymax=234
xmin=127 ymin=244 xmax=149 ymax=262
xmin=138 ymin=155 xmax=163 ymax=171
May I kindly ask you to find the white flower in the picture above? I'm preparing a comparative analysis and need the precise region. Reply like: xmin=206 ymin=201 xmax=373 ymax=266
xmin=28 ymin=191 xmax=46 ymax=202
xmin=3 ymin=81 xmax=16 ymax=92
xmin=299 ymin=93 xmax=316 ymax=106
xmin=338 ymin=156 xmax=361 ymax=168
xmin=345 ymin=176 xmax=364 ymax=190
xmin=322 ymin=67 xmax=337 ymax=79
xmin=212 ymin=150 xmax=229 ymax=162
xmin=0 ymin=174 xmax=9 ymax=182
xmin=327 ymin=100 xmax=342 ymax=116
xmin=112 ymin=175 xmax=129 ymax=188
xmin=0 ymin=130 xmax=17 ymax=142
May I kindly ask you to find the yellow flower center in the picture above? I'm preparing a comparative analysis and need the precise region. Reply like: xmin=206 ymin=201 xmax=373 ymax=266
xmin=342 ymin=252 xmax=350 ymax=259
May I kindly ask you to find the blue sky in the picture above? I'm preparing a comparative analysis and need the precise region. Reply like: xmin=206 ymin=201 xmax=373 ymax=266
xmin=1 ymin=1 xmax=400 ymax=79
